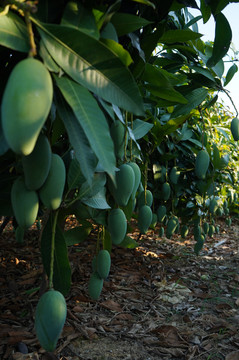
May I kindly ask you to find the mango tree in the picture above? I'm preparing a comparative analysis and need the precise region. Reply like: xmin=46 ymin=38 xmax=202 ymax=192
xmin=0 ymin=0 xmax=239 ymax=351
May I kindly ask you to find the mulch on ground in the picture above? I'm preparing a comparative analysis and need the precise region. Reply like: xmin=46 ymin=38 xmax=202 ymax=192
xmin=1 ymin=217 xmax=239 ymax=360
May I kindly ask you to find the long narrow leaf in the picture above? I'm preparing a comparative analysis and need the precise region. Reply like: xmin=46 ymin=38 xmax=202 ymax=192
xmin=171 ymin=88 xmax=208 ymax=118
xmin=0 ymin=10 xmax=29 ymax=52
xmin=32 ymin=19 xmax=144 ymax=115
xmin=55 ymin=76 xmax=117 ymax=177
xmin=55 ymin=91 xmax=97 ymax=183
xmin=207 ymin=13 xmax=232 ymax=67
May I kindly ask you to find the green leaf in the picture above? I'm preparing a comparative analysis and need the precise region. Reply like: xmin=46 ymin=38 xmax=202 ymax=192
xmin=100 ymin=38 xmax=133 ymax=67
xmin=78 ymin=173 xmax=106 ymax=200
xmin=119 ymin=235 xmax=139 ymax=249
xmin=207 ymin=13 xmax=232 ymax=67
xmin=143 ymin=64 xmax=188 ymax=104
xmin=41 ymin=216 xmax=71 ymax=296
xmin=55 ymin=76 xmax=117 ymax=178
xmin=132 ymin=119 xmax=153 ymax=140
xmin=171 ymin=88 xmax=208 ymax=118
xmin=111 ymin=12 xmax=152 ymax=37
xmin=101 ymin=22 xmax=118 ymax=42
xmin=158 ymin=29 xmax=202 ymax=44
xmin=200 ymin=0 xmax=211 ymax=23
xmin=184 ymin=15 xmax=202 ymax=30
xmin=64 ymin=225 xmax=92 ymax=246
xmin=34 ymin=20 xmax=144 ymax=115
xmin=67 ymin=158 xmax=85 ymax=191
xmin=39 ymin=40 xmax=60 ymax=73
xmin=0 ymin=9 xmax=29 ymax=52
xmin=55 ymin=91 xmax=97 ymax=183
xmin=146 ymin=84 xmax=189 ymax=104
xmin=189 ymin=65 xmax=216 ymax=82
xmin=61 ymin=1 xmax=99 ymax=39
xmin=224 ymin=63 xmax=238 ymax=86
xmin=153 ymin=114 xmax=190 ymax=145
xmin=82 ymin=188 xmax=111 ymax=209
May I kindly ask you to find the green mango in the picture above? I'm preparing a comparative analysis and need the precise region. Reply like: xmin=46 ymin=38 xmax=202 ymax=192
xmin=11 ymin=177 xmax=39 ymax=229
xmin=138 ymin=205 xmax=152 ymax=234
xmin=108 ymin=208 xmax=127 ymax=245
xmin=110 ymin=120 xmax=126 ymax=159
xmin=127 ymin=162 xmax=141 ymax=199
xmin=203 ymin=222 xmax=209 ymax=234
xmin=195 ymin=149 xmax=210 ymax=179
xmin=35 ymin=290 xmax=67 ymax=352
xmin=22 ymin=134 xmax=52 ymax=190
xmin=111 ymin=163 xmax=135 ymax=207
xmin=166 ymin=216 xmax=178 ymax=239
xmin=39 ymin=154 xmax=66 ymax=210
xmin=88 ymin=272 xmax=104 ymax=300
xmin=159 ymin=227 xmax=164 ymax=237
xmin=2 ymin=58 xmax=53 ymax=155
xmin=157 ymin=205 xmax=167 ymax=222
xmin=161 ymin=182 xmax=171 ymax=201
xmin=96 ymin=250 xmax=111 ymax=279
xmin=169 ymin=166 xmax=180 ymax=184
xmin=231 ymin=117 xmax=239 ymax=141
xmin=181 ymin=224 xmax=189 ymax=238
xmin=137 ymin=189 xmax=153 ymax=208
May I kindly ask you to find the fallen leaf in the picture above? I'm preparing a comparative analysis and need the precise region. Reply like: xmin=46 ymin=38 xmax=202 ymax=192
xmin=101 ymin=300 xmax=123 ymax=312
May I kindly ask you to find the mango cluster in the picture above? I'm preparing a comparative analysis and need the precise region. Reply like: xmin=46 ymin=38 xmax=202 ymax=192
xmin=1 ymin=58 xmax=66 ymax=232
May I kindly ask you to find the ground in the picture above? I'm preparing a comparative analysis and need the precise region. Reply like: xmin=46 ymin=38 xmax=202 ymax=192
xmin=1 ymin=218 xmax=239 ymax=360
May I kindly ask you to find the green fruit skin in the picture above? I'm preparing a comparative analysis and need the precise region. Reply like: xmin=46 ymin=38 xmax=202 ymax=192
xmin=203 ymin=222 xmax=209 ymax=234
xmin=162 ymin=182 xmax=171 ymax=201
xmin=88 ymin=272 xmax=104 ymax=300
xmin=208 ymin=225 xmax=215 ymax=237
xmin=166 ymin=217 xmax=178 ymax=239
xmin=138 ymin=205 xmax=152 ymax=234
xmin=96 ymin=250 xmax=111 ymax=279
xmin=22 ymin=134 xmax=52 ymax=190
xmin=194 ymin=235 xmax=205 ymax=255
xmin=108 ymin=208 xmax=127 ymax=245
xmin=157 ymin=205 xmax=167 ymax=222
xmin=35 ymin=290 xmax=67 ymax=352
xmin=110 ymin=120 xmax=126 ymax=159
xmin=216 ymin=207 xmax=223 ymax=216
xmin=11 ymin=177 xmax=39 ymax=229
xmin=181 ymin=225 xmax=189 ymax=238
xmin=2 ymin=58 xmax=53 ymax=155
xmin=195 ymin=150 xmax=210 ymax=179
xmin=159 ymin=227 xmax=164 ymax=237
xmin=169 ymin=167 xmax=180 ymax=185
xmin=137 ymin=189 xmax=153 ymax=208
xmin=154 ymin=165 xmax=166 ymax=183
xmin=194 ymin=225 xmax=202 ymax=241
xmin=127 ymin=162 xmax=141 ymax=199
xmin=113 ymin=164 xmax=135 ymax=207
xmin=231 ymin=117 xmax=239 ymax=141
xmin=150 ymin=213 xmax=158 ymax=229
xmin=209 ymin=198 xmax=218 ymax=214
xmin=39 ymin=154 xmax=66 ymax=210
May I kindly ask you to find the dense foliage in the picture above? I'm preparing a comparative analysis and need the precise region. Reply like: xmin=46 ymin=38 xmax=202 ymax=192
xmin=1 ymin=0 xmax=239 ymax=351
